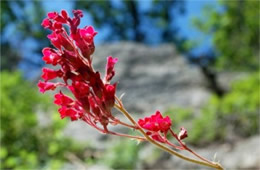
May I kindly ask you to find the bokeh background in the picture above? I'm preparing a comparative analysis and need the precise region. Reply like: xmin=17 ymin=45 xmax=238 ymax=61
xmin=1 ymin=0 xmax=259 ymax=169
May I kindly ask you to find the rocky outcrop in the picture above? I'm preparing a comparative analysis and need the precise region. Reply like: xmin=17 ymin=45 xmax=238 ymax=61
xmin=93 ymin=42 xmax=211 ymax=114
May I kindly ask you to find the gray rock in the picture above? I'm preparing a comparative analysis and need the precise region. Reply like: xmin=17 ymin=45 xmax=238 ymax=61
xmin=93 ymin=42 xmax=210 ymax=114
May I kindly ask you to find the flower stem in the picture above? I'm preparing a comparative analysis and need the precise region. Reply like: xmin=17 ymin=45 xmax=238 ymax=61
xmin=110 ymin=118 xmax=138 ymax=129
xmin=165 ymin=140 xmax=184 ymax=150
xmin=107 ymin=130 xmax=146 ymax=141
xmin=114 ymin=99 xmax=223 ymax=170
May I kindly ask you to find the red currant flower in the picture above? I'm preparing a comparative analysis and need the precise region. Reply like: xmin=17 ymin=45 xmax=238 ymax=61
xmin=69 ymin=81 xmax=90 ymax=97
xmin=54 ymin=92 xmax=74 ymax=106
xmin=42 ymin=48 xmax=61 ymax=65
xmin=61 ymin=10 xmax=68 ymax=20
xmin=41 ymin=18 xmax=52 ymax=29
xmin=138 ymin=111 xmax=172 ymax=133
xmin=138 ymin=111 xmax=172 ymax=143
xmin=103 ymin=83 xmax=117 ymax=110
xmin=53 ymin=21 xmax=62 ymax=30
xmin=41 ymin=68 xmax=62 ymax=81
xmin=47 ymin=12 xmax=58 ymax=19
xmin=105 ymin=56 xmax=118 ymax=82
xmin=37 ymin=81 xmax=58 ymax=93
xmin=58 ymin=106 xmax=80 ymax=121
xmin=80 ymin=26 xmax=97 ymax=44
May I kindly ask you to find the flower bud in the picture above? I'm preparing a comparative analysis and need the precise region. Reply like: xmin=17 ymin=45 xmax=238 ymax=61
xmin=178 ymin=127 xmax=188 ymax=140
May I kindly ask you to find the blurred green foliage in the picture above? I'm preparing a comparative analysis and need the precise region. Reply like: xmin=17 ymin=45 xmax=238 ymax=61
xmin=192 ymin=0 xmax=259 ymax=70
xmin=165 ymin=71 xmax=260 ymax=145
xmin=190 ymin=71 xmax=259 ymax=144
xmin=164 ymin=106 xmax=193 ymax=126
xmin=0 ymin=71 xmax=86 ymax=169
xmin=102 ymin=139 xmax=140 ymax=169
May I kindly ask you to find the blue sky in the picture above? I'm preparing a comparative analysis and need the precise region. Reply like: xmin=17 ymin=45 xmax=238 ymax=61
xmin=176 ymin=0 xmax=222 ymax=54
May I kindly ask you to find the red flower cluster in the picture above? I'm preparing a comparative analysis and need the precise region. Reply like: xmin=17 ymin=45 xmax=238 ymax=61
xmin=38 ymin=9 xmax=188 ymax=144
xmin=38 ymin=10 xmax=118 ymax=131
xmin=138 ymin=111 xmax=172 ymax=143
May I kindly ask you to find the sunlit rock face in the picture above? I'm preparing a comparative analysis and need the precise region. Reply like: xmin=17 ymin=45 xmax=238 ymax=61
xmin=94 ymin=42 xmax=210 ymax=114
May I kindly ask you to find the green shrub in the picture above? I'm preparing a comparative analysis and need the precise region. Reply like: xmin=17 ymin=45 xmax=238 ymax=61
xmin=188 ymin=99 xmax=224 ymax=144
xmin=190 ymin=72 xmax=259 ymax=144
xmin=192 ymin=1 xmax=259 ymax=70
xmin=0 ymin=71 xmax=86 ymax=169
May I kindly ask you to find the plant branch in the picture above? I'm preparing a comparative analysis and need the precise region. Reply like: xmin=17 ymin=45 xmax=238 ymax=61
xmin=107 ymin=130 xmax=146 ymax=141
xmin=114 ymin=97 xmax=223 ymax=170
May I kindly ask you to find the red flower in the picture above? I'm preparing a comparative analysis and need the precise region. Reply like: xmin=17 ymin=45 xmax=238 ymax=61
xmin=41 ymin=68 xmax=62 ymax=81
xmin=138 ymin=111 xmax=172 ymax=133
xmin=89 ymin=72 xmax=104 ymax=98
xmin=80 ymin=26 xmax=97 ymax=43
xmin=71 ymin=81 xmax=90 ymax=96
xmin=53 ymin=21 xmax=62 ymax=30
xmin=41 ymin=18 xmax=52 ymax=29
xmin=58 ymin=106 xmax=79 ymax=121
xmin=72 ymin=9 xmax=83 ymax=18
xmin=47 ymin=32 xmax=73 ymax=51
xmin=68 ymin=81 xmax=90 ymax=112
xmin=37 ymin=81 xmax=57 ymax=93
xmin=54 ymin=92 xmax=74 ymax=106
xmin=47 ymin=32 xmax=62 ymax=49
xmin=42 ymin=48 xmax=60 ymax=65
xmin=47 ymin=12 xmax=58 ymax=19
xmin=105 ymin=56 xmax=118 ymax=82
xmin=61 ymin=10 xmax=68 ymax=19
xmin=103 ymin=83 xmax=117 ymax=109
